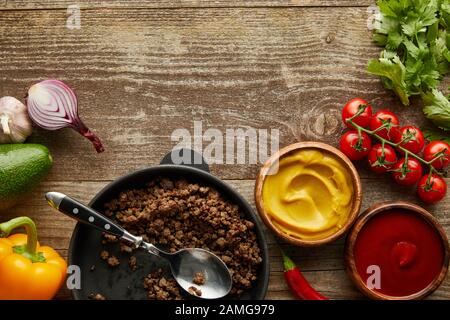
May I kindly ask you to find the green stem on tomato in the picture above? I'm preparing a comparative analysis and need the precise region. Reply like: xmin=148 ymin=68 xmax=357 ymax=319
xmin=347 ymin=119 xmax=443 ymax=167
xmin=401 ymin=152 xmax=410 ymax=176
xmin=345 ymin=105 xmax=445 ymax=183
xmin=356 ymin=127 xmax=366 ymax=151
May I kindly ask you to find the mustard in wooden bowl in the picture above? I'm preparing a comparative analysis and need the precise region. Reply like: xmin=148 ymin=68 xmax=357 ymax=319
xmin=262 ymin=148 xmax=355 ymax=241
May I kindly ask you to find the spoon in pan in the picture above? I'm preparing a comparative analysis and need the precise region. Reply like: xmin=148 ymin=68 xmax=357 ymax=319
xmin=45 ymin=191 xmax=232 ymax=299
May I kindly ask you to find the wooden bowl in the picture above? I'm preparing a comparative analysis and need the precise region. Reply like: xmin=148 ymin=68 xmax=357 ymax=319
xmin=345 ymin=201 xmax=450 ymax=300
xmin=254 ymin=141 xmax=362 ymax=247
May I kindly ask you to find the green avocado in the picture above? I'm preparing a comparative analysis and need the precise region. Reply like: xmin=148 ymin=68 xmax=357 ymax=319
xmin=0 ymin=144 xmax=53 ymax=211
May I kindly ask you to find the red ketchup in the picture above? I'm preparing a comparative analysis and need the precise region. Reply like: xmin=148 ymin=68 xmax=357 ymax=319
xmin=354 ymin=210 xmax=445 ymax=297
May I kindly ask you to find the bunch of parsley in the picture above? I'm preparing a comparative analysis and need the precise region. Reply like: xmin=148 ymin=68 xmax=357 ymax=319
xmin=367 ymin=0 xmax=450 ymax=140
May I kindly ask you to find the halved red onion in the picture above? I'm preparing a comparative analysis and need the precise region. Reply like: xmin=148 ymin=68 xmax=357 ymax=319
xmin=27 ymin=79 xmax=104 ymax=153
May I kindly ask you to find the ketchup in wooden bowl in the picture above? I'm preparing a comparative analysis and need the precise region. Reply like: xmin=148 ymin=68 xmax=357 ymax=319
xmin=345 ymin=202 xmax=449 ymax=300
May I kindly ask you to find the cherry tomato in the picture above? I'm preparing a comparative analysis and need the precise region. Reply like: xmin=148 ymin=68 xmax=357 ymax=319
xmin=423 ymin=141 xmax=450 ymax=169
xmin=342 ymin=98 xmax=373 ymax=129
xmin=417 ymin=174 xmax=447 ymax=204
xmin=369 ymin=110 xmax=401 ymax=141
xmin=397 ymin=125 xmax=425 ymax=154
xmin=339 ymin=130 xmax=372 ymax=161
xmin=391 ymin=158 xmax=423 ymax=186
xmin=367 ymin=144 xmax=397 ymax=173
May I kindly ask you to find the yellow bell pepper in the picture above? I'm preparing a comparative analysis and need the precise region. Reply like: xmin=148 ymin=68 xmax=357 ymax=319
xmin=0 ymin=217 xmax=67 ymax=300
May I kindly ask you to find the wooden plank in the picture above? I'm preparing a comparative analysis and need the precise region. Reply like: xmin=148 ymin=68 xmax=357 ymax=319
xmin=1 ymin=0 xmax=374 ymax=10
xmin=5 ymin=179 xmax=450 ymax=300
xmin=2 ymin=5 xmax=449 ymax=301
xmin=0 ymin=7 xmax=432 ymax=181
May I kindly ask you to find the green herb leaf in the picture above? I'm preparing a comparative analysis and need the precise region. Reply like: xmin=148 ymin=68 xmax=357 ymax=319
xmin=427 ymin=21 xmax=440 ymax=43
xmin=441 ymin=2 xmax=450 ymax=28
xmin=405 ymin=48 xmax=441 ymax=92
xmin=430 ymin=30 xmax=450 ymax=74
xmin=370 ymin=0 xmax=450 ymax=132
xmin=423 ymin=126 xmax=450 ymax=143
xmin=423 ymin=89 xmax=450 ymax=131
xmin=367 ymin=51 xmax=410 ymax=105
xmin=401 ymin=1 xmax=438 ymax=37
xmin=377 ymin=0 xmax=405 ymax=18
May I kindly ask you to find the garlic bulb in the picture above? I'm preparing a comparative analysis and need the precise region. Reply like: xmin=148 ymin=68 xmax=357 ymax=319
xmin=0 ymin=96 xmax=33 ymax=143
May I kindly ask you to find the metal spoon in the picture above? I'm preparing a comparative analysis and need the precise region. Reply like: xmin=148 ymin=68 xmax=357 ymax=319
xmin=45 ymin=192 xmax=232 ymax=299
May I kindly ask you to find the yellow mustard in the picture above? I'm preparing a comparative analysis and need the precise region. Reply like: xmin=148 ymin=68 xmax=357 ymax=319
xmin=262 ymin=149 xmax=354 ymax=241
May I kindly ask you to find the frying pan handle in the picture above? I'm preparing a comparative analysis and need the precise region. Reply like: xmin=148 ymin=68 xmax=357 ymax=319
xmin=160 ymin=148 xmax=210 ymax=173
xmin=45 ymin=192 xmax=126 ymax=238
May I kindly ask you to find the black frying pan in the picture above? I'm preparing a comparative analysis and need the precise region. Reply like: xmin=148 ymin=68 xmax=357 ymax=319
xmin=68 ymin=149 xmax=269 ymax=300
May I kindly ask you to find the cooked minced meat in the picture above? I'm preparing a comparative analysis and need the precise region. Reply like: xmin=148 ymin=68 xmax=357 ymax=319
xmin=100 ymin=250 xmax=120 ymax=267
xmin=100 ymin=250 xmax=109 ymax=260
xmin=129 ymin=256 xmax=137 ymax=271
xmin=107 ymin=255 xmax=120 ymax=267
xmin=103 ymin=177 xmax=262 ymax=299
xmin=188 ymin=286 xmax=202 ymax=297
xmin=144 ymin=269 xmax=182 ymax=300
xmin=102 ymin=234 xmax=118 ymax=244
xmin=88 ymin=293 xmax=106 ymax=300
xmin=193 ymin=272 xmax=205 ymax=285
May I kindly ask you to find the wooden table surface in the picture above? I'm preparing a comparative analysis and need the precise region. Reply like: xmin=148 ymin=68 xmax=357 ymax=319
xmin=1 ymin=0 xmax=449 ymax=300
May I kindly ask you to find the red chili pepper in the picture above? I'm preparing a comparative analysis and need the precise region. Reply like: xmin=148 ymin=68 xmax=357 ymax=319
xmin=283 ymin=252 xmax=328 ymax=300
